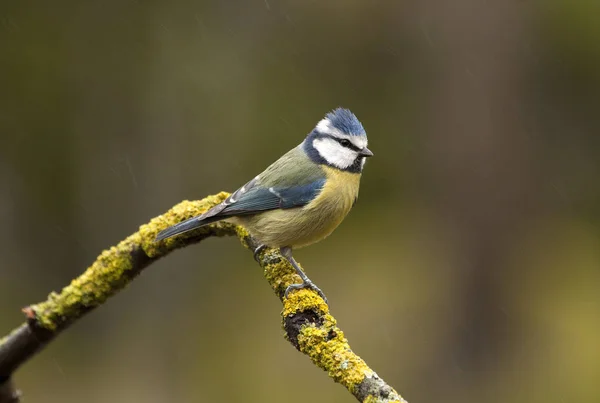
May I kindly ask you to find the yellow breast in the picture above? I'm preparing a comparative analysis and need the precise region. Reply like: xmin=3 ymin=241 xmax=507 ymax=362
xmin=237 ymin=166 xmax=361 ymax=249
xmin=308 ymin=166 xmax=361 ymax=218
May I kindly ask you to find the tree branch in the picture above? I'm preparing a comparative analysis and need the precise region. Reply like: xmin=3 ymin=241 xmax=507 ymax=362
xmin=0 ymin=192 xmax=407 ymax=403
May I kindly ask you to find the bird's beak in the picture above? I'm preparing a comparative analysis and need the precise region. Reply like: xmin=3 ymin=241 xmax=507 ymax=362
xmin=359 ymin=147 xmax=374 ymax=157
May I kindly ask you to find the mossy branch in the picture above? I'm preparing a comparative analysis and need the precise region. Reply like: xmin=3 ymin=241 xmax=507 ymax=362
xmin=0 ymin=192 xmax=407 ymax=403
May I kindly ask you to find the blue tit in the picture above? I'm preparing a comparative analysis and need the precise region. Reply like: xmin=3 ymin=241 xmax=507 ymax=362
xmin=156 ymin=107 xmax=373 ymax=302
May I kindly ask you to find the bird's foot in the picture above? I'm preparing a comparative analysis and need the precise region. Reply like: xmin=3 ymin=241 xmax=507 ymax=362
xmin=253 ymin=244 xmax=267 ymax=262
xmin=284 ymin=280 xmax=328 ymax=304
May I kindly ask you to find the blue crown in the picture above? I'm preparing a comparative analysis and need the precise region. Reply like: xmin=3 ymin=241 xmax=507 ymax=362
xmin=326 ymin=108 xmax=365 ymax=136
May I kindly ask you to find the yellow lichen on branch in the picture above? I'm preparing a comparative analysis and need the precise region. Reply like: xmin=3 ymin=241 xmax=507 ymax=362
xmin=140 ymin=192 xmax=233 ymax=257
xmin=29 ymin=194 xmax=233 ymax=333
xmin=236 ymin=232 xmax=406 ymax=402
xmin=0 ymin=192 xmax=406 ymax=403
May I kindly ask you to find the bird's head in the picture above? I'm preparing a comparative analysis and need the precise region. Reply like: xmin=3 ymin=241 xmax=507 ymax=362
xmin=303 ymin=108 xmax=372 ymax=173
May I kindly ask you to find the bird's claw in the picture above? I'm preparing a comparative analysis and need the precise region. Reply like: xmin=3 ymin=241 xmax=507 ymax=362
xmin=253 ymin=244 xmax=267 ymax=262
xmin=284 ymin=281 xmax=328 ymax=304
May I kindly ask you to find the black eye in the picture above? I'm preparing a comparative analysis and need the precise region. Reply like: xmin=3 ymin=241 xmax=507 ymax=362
xmin=339 ymin=139 xmax=351 ymax=147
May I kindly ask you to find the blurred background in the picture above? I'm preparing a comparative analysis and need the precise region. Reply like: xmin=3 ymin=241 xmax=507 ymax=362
xmin=1 ymin=1 xmax=599 ymax=402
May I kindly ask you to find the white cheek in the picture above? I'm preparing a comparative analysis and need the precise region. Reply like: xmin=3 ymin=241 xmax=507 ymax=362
xmin=313 ymin=138 xmax=357 ymax=169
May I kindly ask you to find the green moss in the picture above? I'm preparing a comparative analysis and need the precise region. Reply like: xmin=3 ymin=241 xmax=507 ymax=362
xmin=237 ymin=227 xmax=376 ymax=395
xmin=295 ymin=320 xmax=406 ymax=402
xmin=32 ymin=234 xmax=138 ymax=330
xmin=141 ymin=192 xmax=232 ymax=257
xmin=282 ymin=289 xmax=329 ymax=317
xmin=235 ymin=225 xmax=252 ymax=250
xmin=263 ymin=259 xmax=298 ymax=297
xmin=296 ymin=313 xmax=370 ymax=390
xmin=30 ymin=192 xmax=235 ymax=331
xmin=7 ymin=191 xmax=405 ymax=403
xmin=278 ymin=283 xmax=405 ymax=402
xmin=276 ymin=277 xmax=376 ymax=398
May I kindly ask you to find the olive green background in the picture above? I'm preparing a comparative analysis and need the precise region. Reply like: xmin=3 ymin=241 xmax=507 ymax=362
xmin=1 ymin=1 xmax=599 ymax=402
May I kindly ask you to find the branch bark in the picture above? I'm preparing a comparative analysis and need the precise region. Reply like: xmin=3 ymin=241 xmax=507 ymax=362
xmin=0 ymin=192 xmax=406 ymax=403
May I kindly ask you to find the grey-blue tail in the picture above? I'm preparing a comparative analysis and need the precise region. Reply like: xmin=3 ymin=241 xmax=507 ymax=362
xmin=155 ymin=215 xmax=224 ymax=241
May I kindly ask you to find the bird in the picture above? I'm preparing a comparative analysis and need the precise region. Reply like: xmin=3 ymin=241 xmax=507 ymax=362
xmin=156 ymin=107 xmax=373 ymax=303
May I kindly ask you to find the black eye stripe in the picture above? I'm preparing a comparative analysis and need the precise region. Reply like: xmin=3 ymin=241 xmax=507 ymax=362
xmin=333 ymin=137 xmax=360 ymax=152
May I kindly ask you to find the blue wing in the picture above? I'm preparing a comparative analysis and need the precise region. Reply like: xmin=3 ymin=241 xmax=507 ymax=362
xmin=155 ymin=177 xmax=325 ymax=241
xmin=221 ymin=178 xmax=326 ymax=214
